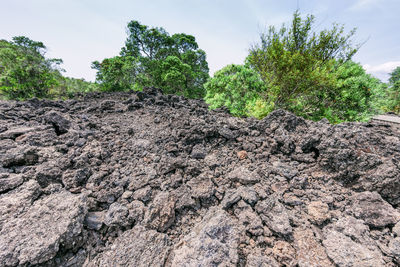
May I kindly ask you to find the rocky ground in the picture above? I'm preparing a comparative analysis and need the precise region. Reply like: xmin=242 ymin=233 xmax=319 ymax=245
xmin=0 ymin=88 xmax=400 ymax=266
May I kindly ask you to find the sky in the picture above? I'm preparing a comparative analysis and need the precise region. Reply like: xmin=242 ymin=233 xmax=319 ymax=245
xmin=1 ymin=0 xmax=399 ymax=82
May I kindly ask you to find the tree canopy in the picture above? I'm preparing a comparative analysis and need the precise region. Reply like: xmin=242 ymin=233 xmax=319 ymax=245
xmin=202 ymin=10 xmax=383 ymax=123
xmin=246 ymin=10 xmax=361 ymax=117
xmin=385 ymin=66 xmax=400 ymax=113
xmin=93 ymin=20 xmax=209 ymax=98
xmin=0 ymin=36 xmax=63 ymax=99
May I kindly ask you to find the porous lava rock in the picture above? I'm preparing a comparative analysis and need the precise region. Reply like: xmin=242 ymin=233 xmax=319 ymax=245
xmin=0 ymin=88 xmax=399 ymax=266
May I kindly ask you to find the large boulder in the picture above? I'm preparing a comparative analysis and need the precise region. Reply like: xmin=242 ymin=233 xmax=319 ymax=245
xmin=88 ymin=226 xmax=171 ymax=267
xmin=0 ymin=189 xmax=87 ymax=266
xmin=169 ymin=208 xmax=241 ymax=266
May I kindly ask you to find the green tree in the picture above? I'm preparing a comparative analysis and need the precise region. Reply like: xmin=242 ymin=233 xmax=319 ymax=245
xmin=386 ymin=66 xmax=400 ymax=113
xmin=389 ymin=66 xmax=400 ymax=84
xmin=55 ymin=76 xmax=99 ymax=98
xmin=204 ymin=64 xmax=271 ymax=118
xmin=94 ymin=21 xmax=209 ymax=98
xmin=0 ymin=36 xmax=63 ymax=99
xmin=326 ymin=61 xmax=380 ymax=122
xmin=247 ymin=10 xmax=361 ymax=121
xmin=92 ymin=56 xmax=139 ymax=92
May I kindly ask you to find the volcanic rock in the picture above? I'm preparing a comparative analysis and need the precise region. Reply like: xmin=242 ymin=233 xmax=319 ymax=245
xmin=0 ymin=90 xmax=399 ymax=266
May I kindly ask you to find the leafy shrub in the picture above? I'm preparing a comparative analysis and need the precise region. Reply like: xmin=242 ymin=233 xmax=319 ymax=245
xmin=204 ymin=64 xmax=271 ymax=118
xmin=386 ymin=67 xmax=400 ymax=113
xmin=0 ymin=37 xmax=63 ymax=99
xmin=245 ymin=10 xmax=369 ymax=122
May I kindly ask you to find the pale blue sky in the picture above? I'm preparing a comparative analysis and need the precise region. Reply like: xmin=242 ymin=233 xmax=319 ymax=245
xmin=1 ymin=0 xmax=399 ymax=81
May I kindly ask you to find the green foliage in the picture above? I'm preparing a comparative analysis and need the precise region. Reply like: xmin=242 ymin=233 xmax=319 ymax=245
xmin=94 ymin=20 xmax=209 ymax=98
xmin=92 ymin=56 xmax=139 ymax=92
xmin=385 ymin=67 xmax=400 ymax=113
xmin=0 ymin=37 xmax=63 ymax=99
xmin=204 ymin=64 xmax=272 ymax=118
xmin=244 ymin=10 xmax=373 ymax=122
xmin=205 ymin=11 xmax=385 ymax=123
xmin=54 ymin=76 xmax=99 ymax=98
xmin=389 ymin=66 xmax=400 ymax=85
xmin=325 ymin=61 xmax=380 ymax=122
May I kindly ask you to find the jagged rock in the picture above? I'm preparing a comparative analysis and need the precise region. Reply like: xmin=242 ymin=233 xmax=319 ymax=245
xmin=0 ymin=126 xmax=37 ymax=140
xmin=271 ymin=161 xmax=298 ymax=180
xmin=234 ymin=200 xmax=263 ymax=236
xmin=0 ymin=180 xmax=42 ymax=229
xmin=35 ymin=163 xmax=62 ymax=187
xmin=0 ymin=91 xmax=399 ymax=266
xmin=322 ymin=230 xmax=384 ymax=267
xmin=0 ymin=173 xmax=23 ymax=193
xmin=393 ymin=221 xmax=400 ymax=237
xmin=186 ymin=174 xmax=215 ymax=203
xmin=1 ymin=146 xmax=38 ymax=167
xmin=85 ymin=211 xmax=104 ymax=230
xmin=388 ymin=237 xmax=400 ymax=263
xmin=349 ymin=191 xmax=400 ymax=227
xmin=293 ymin=228 xmax=333 ymax=267
xmin=246 ymin=254 xmax=280 ymax=267
xmin=190 ymin=144 xmax=207 ymax=159
xmin=89 ymin=226 xmax=171 ymax=267
xmin=169 ymin=208 xmax=240 ymax=266
xmin=0 ymin=190 xmax=86 ymax=266
xmin=255 ymin=197 xmax=292 ymax=235
xmin=272 ymin=241 xmax=297 ymax=266
xmin=307 ymin=201 xmax=331 ymax=225
xmin=62 ymin=168 xmax=92 ymax=189
xmin=104 ymin=202 xmax=129 ymax=227
xmin=228 ymin=166 xmax=260 ymax=185
xmin=221 ymin=188 xmax=242 ymax=209
xmin=322 ymin=216 xmax=385 ymax=266
xmin=143 ymin=191 xmax=176 ymax=232
xmin=44 ymin=111 xmax=70 ymax=135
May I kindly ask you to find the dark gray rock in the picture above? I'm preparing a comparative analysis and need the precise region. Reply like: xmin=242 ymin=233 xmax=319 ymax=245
xmin=322 ymin=230 xmax=384 ymax=267
xmin=143 ymin=191 xmax=176 ymax=232
xmin=1 ymin=146 xmax=38 ymax=168
xmin=88 ymin=226 xmax=171 ymax=267
xmin=190 ymin=144 xmax=207 ymax=159
xmin=349 ymin=191 xmax=400 ymax=227
xmin=0 ymin=174 xmax=23 ymax=193
xmin=0 ymin=190 xmax=87 ymax=266
xmin=44 ymin=111 xmax=70 ymax=135
xmin=389 ymin=237 xmax=400 ymax=264
xmin=255 ymin=196 xmax=292 ymax=235
xmin=85 ymin=211 xmax=104 ymax=230
xmin=1 ymin=91 xmax=399 ymax=266
xmin=228 ymin=166 xmax=260 ymax=185
xmin=169 ymin=208 xmax=240 ymax=266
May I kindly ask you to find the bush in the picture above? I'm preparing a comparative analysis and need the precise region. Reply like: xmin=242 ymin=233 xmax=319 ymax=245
xmin=0 ymin=37 xmax=62 ymax=99
xmin=386 ymin=67 xmax=400 ymax=113
xmin=204 ymin=64 xmax=272 ymax=118
xmin=245 ymin=10 xmax=370 ymax=122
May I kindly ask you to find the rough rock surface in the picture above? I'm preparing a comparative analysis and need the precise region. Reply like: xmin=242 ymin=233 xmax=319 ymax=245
xmin=0 ymin=88 xmax=399 ymax=266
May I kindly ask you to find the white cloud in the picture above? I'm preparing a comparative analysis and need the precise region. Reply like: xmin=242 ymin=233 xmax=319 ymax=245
xmin=363 ymin=61 xmax=400 ymax=82
xmin=349 ymin=0 xmax=384 ymax=11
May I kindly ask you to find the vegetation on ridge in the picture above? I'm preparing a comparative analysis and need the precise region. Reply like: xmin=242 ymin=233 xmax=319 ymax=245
xmin=0 ymin=11 xmax=399 ymax=123
xmin=92 ymin=20 xmax=209 ymax=98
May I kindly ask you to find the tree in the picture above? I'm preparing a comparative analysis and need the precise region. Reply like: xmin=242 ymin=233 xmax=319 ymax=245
xmin=0 ymin=36 xmax=62 ymax=99
xmin=204 ymin=64 xmax=271 ymax=118
xmin=92 ymin=56 xmax=140 ymax=92
xmin=385 ymin=66 xmax=400 ymax=113
xmin=94 ymin=21 xmax=209 ymax=98
xmin=246 ymin=10 xmax=362 ymax=121
xmin=389 ymin=66 xmax=400 ymax=85
xmin=325 ymin=61 xmax=380 ymax=122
